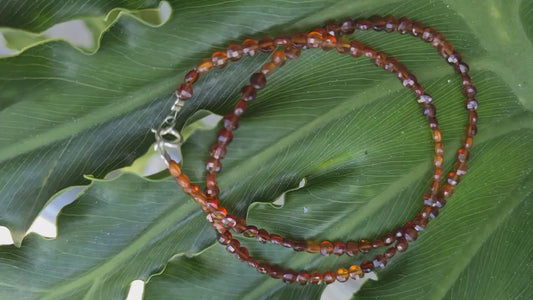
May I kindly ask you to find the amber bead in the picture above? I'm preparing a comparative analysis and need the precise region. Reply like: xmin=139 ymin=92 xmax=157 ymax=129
xmin=211 ymin=51 xmax=228 ymax=69
xmin=226 ymin=238 xmax=240 ymax=253
xmin=384 ymin=247 xmax=396 ymax=259
xmin=196 ymin=58 xmax=212 ymax=73
xmin=242 ymin=39 xmax=258 ymax=56
xmin=414 ymin=215 xmax=428 ymax=231
xmin=441 ymin=183 xmax=454 ymax=199
xmin=395 ymin=237 xmax=408 ymax=252
xmin=457 ymin=148 xmax=469 ymax=163
xmin=204 ymin=186 xmax=219 ymax=198
xmin=226 ymin=44 xmax=243 ymax=61
xmin=217 ymin=230 xmax=232 ymax=245
xmin=261 ymin=62 xmax=276 ymax=75
xmin=323 ymin=271 xmax=336 ymax=284
xmin=293 ymin=241 xmax=306 ymax=252
xmin=434 ymin=142 xmax=444 ymax=155
xmin=296 ymin=271 xmax=310 ymax=285
xmin=465 ymin=124 xmax=477 ymax=136
xmin=384 ymin=57 xmax=399 ymax=73
xmin=321 ymin=34 xmax=336 ymax=51
xmin=243 ymin=225 xmax=258 ymax=238
xmin=282 ymin=238 xmax=295 ymax=248
xmin=404 ymin=227 xmax=418 ymax=241
xmin=432 ymin=129 xmax=442 ymax=143
xmin=447 ymin=172 xmax=460 ymax=186
xmin=234 ymin=100 xmax=247 ymax=116
xmin=320 ymin=240 xmax=334 ymax=256
xmin=250 ymin=72 xmax=266 ymax=89
xmin=349 ymin=40 xmax=364 ymax=58
xmin=325 ymin=20 xmax=341 ymax=35
xmin=184 ymin=69 xmax=199 ymax=84
xmin=433 ymin=168 xmax=443 ymax=181
xmin=418 ymin=94 xmax=433 ymax=104
xmin=411 ymin=21 xmax=424 ymax=37
xmin=363 ymin=46 xmax=377 ymax=59
xmin=258 ymin=37 xmax=275 ymax=53
xmin=422 ymin=103 xmax=437 ymax=118
xmin=257 ymin=263 xmax=271 ymax=274
xmin=384 ymin=16 xmax=398 ymax=33
xmin=291 ymin=32 xmax=307 ymax=48
xmin=221 ymin=214 xmax=237 ymax=227
xmin=335 ymin=268 xmax=349 ymax=282
xmin=176 ymin=173 xmax=191 ymax=189
xmin=455 ymin=162 xmax=468 ymax=176
xmin=372 ymin=239 xmax=384 ymax=248
xmin=270 ymin=234 xmax=283 ymax=245
xmin=282 ymin=270 xmax=296 ymax=283
xmin=397 ymin=17 xmax=413 ymax=34
xmin=240 ymin=85 xmax=256 ymax=102
xmin=306 ymin=31 xmax=323 ymax=49
xmin=257 ymin=229 xmax=270 ymax=243
xmin=270 ymin=266 xmax=284 ymax=279
xmin=464 ymin=99 xmax=478 ymax=110
xmin=361 ymin=261 xmax=374 ymax=273
xmin=168 ymin=160 xmax=181 ymax=177
xmin=236 ymin=247 xmax=249 ymax=261
xmin=206 ymin=157 xmax=221 ymax=173
xmin=176 ymin=83 xmax=193 ymax=100
xmin=431 ymin=33 xmax=445 ymax=48
xmin=345 ymin=241 xmax=359 ymax=256
xmin=370 ymin=15 xmax=386 ymax=31
xmin=359 ymin=239 xmax=372 ymax=253
xmin=306 ymin=241 xmax=321 ymax=253
xmin=332 ymin=241 xmax=346 ymax=256
xmin=463 ymin=85 xmax=477 ymax=98
xmin=347 ymin=265 xmax=363 ymax=279
xmin=274 ymin=35 xmax=291 ymax=45
xmin=373 ymin=254 xmax=387 ymax=268
xmin=434 ymin=154 xmax=443 ymax=168
xmin=310 ymin=272 xmax=323 ymax=284
xmin=234 ymin=217 xmax=246 ymax=233
xmin=340 ymin=18 xmax=356 ymax=34
xmin=209 ymin=143 xmax=227 ymax=160
xmin=356 ymin=18 xmax=372 ymax=30
xmin=206 ymin=197 xmax=219 ymax=209
xmin=271 ymin=50 xmax=286 ymax=67
xmin=382 ymin=233 xmax=394 ymax=245
xmin=247 ymin=258 xmax=259 ymax=268
xmin=421 ymin=27 xmax=436 ymax=42
xmin=374 ymin=51 xmax=387 ymax=67
xmin=223 ymin=114 xmax=239 ymax=131
xmin=284 ymin=46 xmax=301 ymax=59
xmin=217 ymin=129 xmax=233 ymax=145
xmin=438 ymin=41 xmax=454 ymax=58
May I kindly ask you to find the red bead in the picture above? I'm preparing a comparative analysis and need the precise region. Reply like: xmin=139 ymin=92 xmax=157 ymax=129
xmin=243 ymin=225 xmax=258 ymax=238
xmin=209 ymin=143 xmax=226 ymax=160
xmin=217 ymin=129 xmax=233 ymax=144
xmin=184 ymin=70 xmax=199 ymax=84
xmin=361 ymin=261 xmax=374 ymax=273
xmin=223 ymin=114 xmax=239 ymax=131
xmin=310 ymin=272 xmax=323 ymax=284
xmin=332 ymin=241 xmax=346 ymax=255
xmin=346 ymin=241 xmax=359 ymax=256
xmin=176 ymin=83 xmax=193 ymax=100
xmin=234 ymin=100 xmax=247 ymax=116
xmin=240 ymin=85 xmax=256 ymax=102
xmin=205 ymin=157 xmax=221 ymax=173
xmin=250 ymin=72 xmax=267 ymax=89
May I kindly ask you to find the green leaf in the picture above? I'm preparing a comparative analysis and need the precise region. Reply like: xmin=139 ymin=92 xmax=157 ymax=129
xmin=1 ymin=0 xmax=533 ymax=299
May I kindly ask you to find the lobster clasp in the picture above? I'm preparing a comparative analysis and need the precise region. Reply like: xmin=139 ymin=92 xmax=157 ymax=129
xmin=152 ymin=116 xmax=183 ymax=165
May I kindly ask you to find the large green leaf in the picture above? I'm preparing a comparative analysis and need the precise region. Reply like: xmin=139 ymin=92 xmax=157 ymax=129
xmin=1 ymin=0 xmax=532 ymax=299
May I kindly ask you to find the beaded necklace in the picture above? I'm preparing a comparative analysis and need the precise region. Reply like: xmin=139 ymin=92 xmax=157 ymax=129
xmin=154 ymin=16 xmax=478 ymax=285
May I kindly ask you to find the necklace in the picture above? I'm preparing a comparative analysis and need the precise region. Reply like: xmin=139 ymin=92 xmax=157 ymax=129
xmin=153 ymin=16 xmax=478 ymax=285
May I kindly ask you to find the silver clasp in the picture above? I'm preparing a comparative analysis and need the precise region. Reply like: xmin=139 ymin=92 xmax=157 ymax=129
xmin=152 ymin=96 xmax=185 ymax=165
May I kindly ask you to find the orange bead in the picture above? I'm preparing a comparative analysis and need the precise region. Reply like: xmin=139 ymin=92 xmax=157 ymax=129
xmin=196 ymin=58 xmax=212 ymax=73
xmin=168 ymin=160 xmax=181 ymax=177
xmin=336 ymin=268 xmax=349 ymax=282
xmin=271 ymin=50 xmax=286 ymax=67
xmin=242 ymin=39 xmax=258 ymax=56
xmin=261 ymin=62 xmax=276 ymax=75
xmin=321 ymin=34 xmax=336 ymax=51
xmin=348 ymin=265 xmax=363 ymax=279
xmin=306 ymin=31 xmax=323 ymax=49
xmin=211 ymin=51 xmax=228 ymax=68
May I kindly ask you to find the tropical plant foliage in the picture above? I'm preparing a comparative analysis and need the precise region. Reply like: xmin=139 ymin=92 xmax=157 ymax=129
xmin=0 ymin=0 xmax=532 ymax=299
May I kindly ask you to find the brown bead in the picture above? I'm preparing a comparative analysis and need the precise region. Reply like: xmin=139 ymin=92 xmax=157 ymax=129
xmin=420 ymin=205 xmax=432 ymax=219
xmin=293 ymin=241 xmax=306 ymax=252
xmin=434 ymin=142 xmax=444 ymax=155
xmin=447 ymin=51 xmax=462 ymax=65
xmin=428 ymin=117 xmax=439 ymax=129
xmin=457 ymin=148 xmax=469 ymax=163
xmin=271 ymin=50 xmax=286 ymax=67
xmin=223 ymin=114 xmax=239 ymax=130
xmin=325 ymin=20 xmax=341 ymax=35
xmin=291 ymin=32 xmax=307 ymax=48
xmin=411 ymin=21 xmax=424 ymax=37
xmin=402 ymin=74 xmax=417 ymax=88
xmin=370 ymin=15 xmax=386 ymax=31
xmin=196 ymin=58 xmax=212 ymax=73
xmin=282 ymin=238 xmax=294 ymax=248
xmin=235 ymin=247 xmax=249 ymax=261
xmin=274 ymin=35 xmax=291 ymax=45
xmin=363 ymin=46 xmax=377 ymax=59
xmin=372 ymin=239 xmax=384 ymax=248
xmin=233 ymin=217 xmax=246 ymax=233
xmin=421 ymin=27 xmax=436 ymax=42
xmin=348 ymin=264 xmax=363 ymax=279
xmin=257 ymin=263 xmax=271 ymax=274
xmin=257 ymin=229 xmax=270 ymax=243
xmin=205 ymin=157 xmax=221 ymax=173
xmin=306 ymin=241 xmax=321 ymax=253
xmin=455 ymin=162 xmax=468 ymax=176
xmin=321 ymin=34 xmax=336 ymax=51
xmin=250 ymin=72 xmax=266 ymax=89
xmin=340 ymin=18 xmax=356 ymax=34
xmin=333 ymin=36 xmax=349 ymax=54
xmin=284 ymin=46 xmax=301 ymax=59
xmin=217 ymin=128 xmax=233 ymax=144
xmin=395 ymin=237 xmax=408 ymax=252
xmin=243 ymin=225 xmax=258 ymax=238
xmin=234 ymin=100 xmax=247 ymax=116
xmin=418 ymin=94 xmax=433 ymax=104
xmin=447 ymin=172 xmax=460 ymax=186
xmin=184 ymin=69 xmax=199 ymax=84
xmin=356 ymin=18 xmax=372 ymax=30
xmin=204 ymin=186 xmax=219 ymax=198
xmin=282 ymin=270 xmax=296 ymax=283
xmin=261 ymin=62 xmax=276 ymax=75
xmin=217 ymin=230 xmax=232 ymax=245
xmin=349 ymin=40 xmax=364 ymax=58
xmin=432 ymin=129 xmax=442 ymax=143
xmin=176 ymin=173 xmax=191 ymax=189
xmin=464 ymin=99 xmax=478 ymax=111
xmin=240 ymin=85 xmax=256 ymax=102
xmin=226 ymin=44 xmax=243 ymax=61
xmin=438 ymin=41 xmax=454 ymax=58
xmin=404 ymin=227 xmax=418 ymax=241
xmin=384 ymin=247 xmax=396 ymax=258
xmin=320 ymin=240 xmax=334 ymax=256
xmin=429 ymin=206 xmax=439 ymax=219
xmin=456 ymin=62 xmax=469 ymax=74
xmin=306 ymin=31 xmax=323 ymax=49
xmin=226 ymin=238 xmax=240 ymax=253
xmin=361 ymin=261 xmax=374 ymax=273
xmin=270 ymin=234 xmax=283 ymax=245
xmin=310 ymin=272 xmax=323 ymax=284
xmin=346 ymin=241 xmax=359 ymax=256
xmin=211 ymin=51 xmax=228 ymax=68
xmin=384 ymin=57 xmax=400 ymax=73
xmin=258 ymin=37 xmax=275 ymax=53
xmin=176 ymin=83 xmax=193 ymax=100
xmin=462 ymin=85 xmax=477 ymax=98
xmin=434 ymin=154 xmax=444 ymax=168
xmin=359 ymin=239 xmax=372 ymax=253
xmin=374 ymin=51 xmax=387 ymax=67
xmin=384 ymin=16 xmax=398 ymax=33
xmin=397 ymin=17 xmax=412 ymax=34
xmin=431 ymin=33 xmax=445 ymax=48
xmin=296 ymin=271 xmax=310 ymax=285
xmin=247 ymin=258 xmax=259 ymax=268
xmin=323 ymin=271 xmax=336 ymax=284
xmin=221 ymin=214 xmax=237 ymax=227
xmin=332 ymin=241 xmax=346 ymax=256
xmin=373 ymin=254 xmax=387 ymax=268
xmin=414 ymin=215 xmax=428 ymax=231
xmin=336 ymin=268 xmax=349 ymax=282
xmin=168 ymin=160 xmax=181 ymax=177
xmin=442 ymin=183 xmax=454 ymax=199
xmin=433 ymin=168 xmax=443 ymax=181
xmin=383 ymin=233 xmax=395 ymax=245
xmin=242 ymin=39 xmax=258 ymax=56
xmin=465 ymin=124 xmax=478 ymax=136
xmin=422 ymin=103 xmax=437 ymax=118
xmin=270 ymin=266 xmax=284 ymax=279
xmin=209 ymin=143 xmax=227 ymax=160
xmin=412 ymin=83 xmax=424 ymax=97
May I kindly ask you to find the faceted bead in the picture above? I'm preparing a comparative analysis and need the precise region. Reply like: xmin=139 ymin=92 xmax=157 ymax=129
xmin=184 ymin=69 xmax=199 ymax=84
xmin=374 ymin=51 xmax=387 ymax=67
xmin=402 ymin=74 xmax=417 ymax=88
xmin=176 ymin=83 xmax=193 ymax=100
xmin=397 ymin=67 xmax=409 ymax=81
xmin=383 ymin=233 xmax=395 ymax=245
xmin=462 ymin=74 xmax=472 ymax=86
xmin=336 ymin=268 xmax=349 ymax=282
xmin=384 ymin=16 xmax=398 ymax=33
xmin=261 ymin=62 xmax=276 ymax=75
xmin=361 ymin=261 xmax=374 ymax=273
xmin=196 ymin=58 xmax=212 ymax=73
xmin=411 ymin=21 xmax=424 ymax=37
xmin=250 ymin=72 xmax=266 ymax=89
xmin=270 ymin=266 xmax=284 ymax=279
xmin=434 ymin=142 xmax=444 ymax=155
xmin=310 ymin=272 xmax=323 ymax=284
xmin=420 ymin=205 xmax=432 ymax=219
xmin=257 ymin=229 xmax=270 ymax=243
xmin=434 ymin=154 xmax=444 ymax=168
xmin=258 ymin=37 xmax=275 ymax=53
xmin=462 ymin=85 xmax=477 ymax=98
xmin=209 ymin=143 xmax=227 ymax=160
xmin=242 ymin=39 xmax=259 ymax=56
xmin=373 ymin=255 xmax=387 ymax=268
xmin=282 ymin=270 xmax=297 ymax=283
xmin=363 ymin=46 xmax=377 ymax=59
xmin=370 ymin=15 xmax=386 ymax=31
xmin=384 ymin=247 xmax=396 ymax=258
xmin=447 ymin=52 xmax=461 ymax=65
xmin=322 ymin=34 xmax=337 ymax=51
xmin=248 ymin=258 xmax=259 ymax=268
xmin=359 ymin=239 xmax=372 ymax=253
xmin=226 ymin=44 xmax=243 ymax=61
xmin=204 ymin=186 xmax=219 ymax=198
xmin=323 ymin=271 xmax=336 ymax=284
xmin=234 ymin=217 xmax=246 ymax=233
xmin=243 ymin=225 xmax=258 ymax=238
xmin=212 ymin=222 xmax=226 ymax=233
xmin=340 ymin=18 xmax=356 ymax=34
xmin=320 ymin=240 xmax=334 ymax=255
xmin=306 ymin=242 xmax=321 ymax=253
xmin=455 ymin=162 xmax=468 ymax=176
xmin=211 ymin=51 xmax=228 ymax=68
xmin=372 ymin=239 xmax=384 ymax=248
xmin=223 ymin=114 xmax=239 ymax=130
xmin=418 ymin=94 xmax=433 ymax=104
xmin=457 ymin=148 xmax=469 ymax=162
xmin=168 ymin=160 xmax=181 ymax=177
xmin=442 ymin=183 xmax=454 ymax=199
xmin=234 ymin=100 xmax=247 ymax=116
xmin=307 ymin=31 xmax=323 ymax=49
xmin=235 ymin=247 xmax=249 ymax=261
xmin=291 ymin=32 xmax=308 ymax=48
xmin=431 ymin=33 xmax=445 ymax=48
xmin=217 ymin=230 xmax=232 ymax=245
xmin=284 ymin=46 xmax=301 ymax=59
xmin=217 ymin=129 xmax=233 ymax=144
xmin=465 ymin=124 xmax=478 ymax=136
xmin=346 ymin=241 xmax=359 ymax=256
xmin=282 ymin=238 xmax=294 ymax=248
xmin=296 ymin=271 xmax=310 ymax=285
xmin=348 ymin=264 xmax=363 ymax=279
xmin=221 ymin=214 xmax=237 ymax=227
xmin=397 ymin=17 xmax=412 ymax=34
xmin=332 ymin=242 xmax=346 ymax=256
xmin=270 ymin=234 xmax=283 ymax=245
xmin=325 ymin=20 xmax=341 ymax=36
xmin=422 ymin=104 xmax=437 ymax=118
xmin=464 ymin=99 xmax=478 ymax=110
xmin=349 ymin=40 xmax=364 ymax=57
xmin=257 ymin=263 xmax=271 ymax=274
xmin=404 ymin=227 xmax=418 ymax=241
xmin=384 ymin=57 xmax=400 ymax=73
xmin=428 ymin=117 xmax=439 ymax=129
xmin=271 ymin=50 xmax=286 ymax=66
xmin=240 ymin=85 xmax=256 ymax=101
xmin=205 ymin=157 xmax=221 ymax=173
xmin=432 ymin=129 xmax=442 ymax=142
xmin=421 ymin=27 xmax=436 ymax=42
xmin=395 ymin=237 xmax=408 ymax=252
xmin=226 ymin=239 xmax=240 ymax=253
xmin=447 ymin=172 xmax=460 ymax=186
xmin=456 ymin=62 xmax=469 ymax=74
xmin=429 ymin=206 xmax=439 ymax=219
xmin=414 ymin=215 xmax=428 ymax=231
xmin=438 ymin=41 xmax=454 ymax=58
xmin=274 ymin=35 xmax=291 ymax=45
